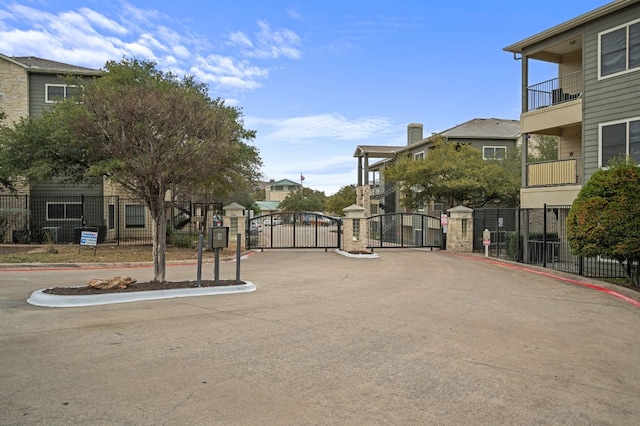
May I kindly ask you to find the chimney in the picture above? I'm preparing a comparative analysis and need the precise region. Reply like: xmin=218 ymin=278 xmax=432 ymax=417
xmin=407 ymin=123 xmax=423 ymax=145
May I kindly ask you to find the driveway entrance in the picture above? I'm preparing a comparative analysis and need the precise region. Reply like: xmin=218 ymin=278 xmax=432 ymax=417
xmin=2 ymin=250 xmax=639 ymax=424
xmin=247 ymin=211 xmax=341 ymax=250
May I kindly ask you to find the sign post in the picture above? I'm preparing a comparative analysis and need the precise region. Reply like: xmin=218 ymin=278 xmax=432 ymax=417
xmin=80 ymin=229 xmax=99 ymax=257
xmin=483 ymin=229 xmax=491 ymax=257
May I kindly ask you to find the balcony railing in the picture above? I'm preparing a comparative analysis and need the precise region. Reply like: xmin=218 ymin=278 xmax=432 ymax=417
xmin=526 ymin=158 xmax=581 ymax=187
xmin=527 ymin=70 xmax=583 ymax=112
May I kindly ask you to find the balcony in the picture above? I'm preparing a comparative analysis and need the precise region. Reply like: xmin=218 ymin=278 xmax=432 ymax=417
xmin=527 ymin=70 xmax=582 ymax=112
xmin=526 ymin=158 xmax=581 ymax=187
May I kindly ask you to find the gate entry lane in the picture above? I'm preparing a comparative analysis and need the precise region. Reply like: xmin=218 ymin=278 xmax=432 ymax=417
xmin=1 ymin=249 xmax=640 ymax=425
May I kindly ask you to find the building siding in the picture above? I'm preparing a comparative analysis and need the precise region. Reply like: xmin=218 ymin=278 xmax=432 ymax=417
xmin=28 ymin=73 xmax=68 ymax=117
xmin=583 ymin=2 xmax=640 ymax=179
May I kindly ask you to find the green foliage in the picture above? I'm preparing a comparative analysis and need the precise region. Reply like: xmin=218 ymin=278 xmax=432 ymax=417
xmin=383 ymin=136 xmax=520 ymax=210
xmin=279 ymin=190 xmax=324 ymax=212
xmin=529 ymin=135 xmax=558 ymax=162
xmin=567 ymin=157 xmax=640 ymax=287
xmin=0 ymin=58 xmax=261 ymax=281
xmin=325 ymin=185 xmax=356 ymax=215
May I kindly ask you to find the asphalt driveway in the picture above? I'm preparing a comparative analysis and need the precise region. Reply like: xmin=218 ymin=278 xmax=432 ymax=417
xmin=1 ymin=249 xmax=639 ymax=425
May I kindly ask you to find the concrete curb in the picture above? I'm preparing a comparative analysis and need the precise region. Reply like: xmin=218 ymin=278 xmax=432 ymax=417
xmin=334 ymin=249 xmax=379 ymax=259
xmin=27 ymin=281 xmax=256 ymax=308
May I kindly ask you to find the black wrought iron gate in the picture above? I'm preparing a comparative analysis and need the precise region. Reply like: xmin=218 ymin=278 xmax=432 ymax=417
xmin=247 ymin=212 xmax=341 ymax=250
xmin=366 ymin=213 xmax=442 ymax=249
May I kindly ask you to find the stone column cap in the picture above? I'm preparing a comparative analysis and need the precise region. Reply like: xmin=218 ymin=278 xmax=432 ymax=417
xmin=343 ymin=204 xmax=366 ymax=218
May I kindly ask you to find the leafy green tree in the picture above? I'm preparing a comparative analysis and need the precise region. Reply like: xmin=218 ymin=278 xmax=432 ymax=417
xmin=325 ymin=185 xmax=356 ymax=215
xmin=529 ymin=134 xmax=558 ymax=162
xmin=279 ymin=190 xmax=324 ymax=212
xmin=0 ymin=58 xmax=261 ymax=281
xmin=383 ymin=136 xmax=520 ymax=210
xmin=567 ymin=157 xmax=640 ymax=287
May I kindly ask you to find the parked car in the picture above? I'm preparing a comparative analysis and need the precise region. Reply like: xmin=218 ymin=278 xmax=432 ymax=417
xmin=249 ymin=222 xmax=261 ymax=235
xmin=264 ymin=218 xmax=283 ymax=226
xmin=309 ymin=212 xmax=332 ymax=226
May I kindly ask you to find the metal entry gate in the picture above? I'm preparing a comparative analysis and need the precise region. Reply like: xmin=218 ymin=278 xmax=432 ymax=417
xmin=367 ymin=213 xmax=442 ymax=249
xmin=247 ymin=212 xmax=341 ymax=250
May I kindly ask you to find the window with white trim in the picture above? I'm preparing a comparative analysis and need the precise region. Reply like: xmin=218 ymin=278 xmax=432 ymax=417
xmin=599 ymin=19 xmax=640 ymax=78
xmin=45 ymin=84 xmax=80 ymax=103
xmin=125 ymin=205 xmax=146 ymax=228
xmin=599 ymin=117 xmax=640 ymax=166
xmin=46 ymin=202 xmax=82 ymax=220
xmin=483 ymin=146 xmax=506 ymax=160
xmin=414 ymin=151 xmax=425 ymax=160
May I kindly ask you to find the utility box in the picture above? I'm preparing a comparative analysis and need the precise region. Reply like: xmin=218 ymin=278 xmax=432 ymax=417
xmin=209 ymin=226 xmax=229 ymax=249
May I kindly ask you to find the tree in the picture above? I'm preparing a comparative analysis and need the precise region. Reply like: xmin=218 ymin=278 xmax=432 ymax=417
xmin=0 ymin=58 xmax=261 ymax=281
xmin=279 ymin=190 xmax=323 ymax=212
xmin=383 ymin=136 xmax=520 ymax=210
xmin=567 ymin=157 xmax=640 ymax=287
xmin=325 ymin=185 xmax=356 ymax=215
xmin=529 ymin=134 xmax=558 ymax=162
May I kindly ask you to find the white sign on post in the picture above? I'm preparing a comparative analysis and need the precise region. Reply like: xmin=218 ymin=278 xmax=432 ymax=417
xmin=80 ymin=231 xmax=98 ymax=246
xmin=441 ymin=214 xmax=448 ymax=234
xmin=482 ymin=229 xmax=491 ymax=257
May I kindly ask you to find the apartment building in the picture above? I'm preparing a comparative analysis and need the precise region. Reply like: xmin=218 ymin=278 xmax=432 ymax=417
xmin=504 ymin=0 xmax=640 ymax=208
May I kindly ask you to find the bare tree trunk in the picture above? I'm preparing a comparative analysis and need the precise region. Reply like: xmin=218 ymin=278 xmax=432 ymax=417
xmin=152 ymin=208 xmax=167 ymax=281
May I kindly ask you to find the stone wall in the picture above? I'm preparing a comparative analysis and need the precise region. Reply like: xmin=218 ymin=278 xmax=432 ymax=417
xmin=0 ymin=58 xmax=29 ymax=125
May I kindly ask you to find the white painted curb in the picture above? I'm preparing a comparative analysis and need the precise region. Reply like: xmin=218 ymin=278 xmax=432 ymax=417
xmin=334 ymin=249 xmax=379 ymax=259
xmin=27 ymin=281 xmax=256 ymax=308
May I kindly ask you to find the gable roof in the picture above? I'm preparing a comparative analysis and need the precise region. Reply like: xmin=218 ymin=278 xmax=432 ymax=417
xmin=353 ymin=145 xmax=404 ymax=158
xmin=439 ymin=118 xmax=520 ymax=140
xmin=256 ymin=201 xmax=280 ymax=211
xmin=504 ymin=0 xmax=640 ymax=53
xmin=0 ymin=53 xmax=101 ymax=76
xmin=269 ymin=179 xmax=300 ymax=187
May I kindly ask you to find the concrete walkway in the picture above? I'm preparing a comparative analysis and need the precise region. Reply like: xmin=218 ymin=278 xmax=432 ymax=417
xmin=1 ymin=249 xmax=639 ymax=425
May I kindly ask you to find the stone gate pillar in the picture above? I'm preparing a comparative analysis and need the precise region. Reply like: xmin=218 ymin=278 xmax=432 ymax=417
xmin=342 ymin=204 xmax=369 ymax=253
xmin=223 ymin=202 xmax=246 ymax=250
xmin=446 ymin=205 xmax=473 ymax=253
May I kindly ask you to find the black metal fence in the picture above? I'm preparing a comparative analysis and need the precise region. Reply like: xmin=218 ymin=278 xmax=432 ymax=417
xmin=473 ymin=208 xmax=519 ymax=260
xmin=0 ymin=194 xmax=221 ymax=246
xmin=475 ymin=206 xmax=627 ymax=280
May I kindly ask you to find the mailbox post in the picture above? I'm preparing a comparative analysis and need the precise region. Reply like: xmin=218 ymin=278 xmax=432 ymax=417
xmin=209 ymin=226 xmax=229 ymax=283
xmin=483 ymin=229 xmax=491 ymax=257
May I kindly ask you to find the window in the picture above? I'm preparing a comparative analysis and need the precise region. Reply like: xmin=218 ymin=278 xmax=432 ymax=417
xmin=414 ymin=151 xmax=425 ymax=160
xmin=353 ymin=219 xmax=361 ymax=239
xmin=599 ymin=19 xmax=640 ymax=78
xmin=45 ymin=84 xmax=80 ymax=103
xmin=599 ymin=117 xmax=640 ymax=166
xmin=125 ymin=205 xmax=146 ymax=228
xmin=46 ymin=202 xmax=83 ymax=220
xmin=108 ymin=204 xmax=115 ymax=229
xmin=462 ymin=219 xmax=468 ymax=240
xmin=483 ymin=146 xmax=506 ymax=160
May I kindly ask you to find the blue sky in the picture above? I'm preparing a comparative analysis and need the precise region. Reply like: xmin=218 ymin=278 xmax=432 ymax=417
xmin=0 ymin=0 xmax=607 ymax=195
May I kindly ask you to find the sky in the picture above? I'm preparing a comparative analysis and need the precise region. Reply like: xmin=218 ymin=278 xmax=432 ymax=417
xmin=0 ymin=0 xmax=609 ymax=195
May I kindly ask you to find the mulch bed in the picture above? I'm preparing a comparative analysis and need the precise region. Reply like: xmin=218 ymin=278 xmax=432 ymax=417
xmin=44 ymin=280 xmax=245 ymax=295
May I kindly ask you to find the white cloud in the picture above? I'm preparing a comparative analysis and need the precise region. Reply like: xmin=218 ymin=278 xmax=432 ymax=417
xmin=0 ymin=3 xmax=300 ymax=95
xmin=78 ymin=7 xmax=129 ymax=35
xmin=228 ymin=31 xmax=253 ymax=48
xmin=231 ymin=20 xmax=302 ymax=60
xmin=249 ymin=113 xmax=394 ymax=143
